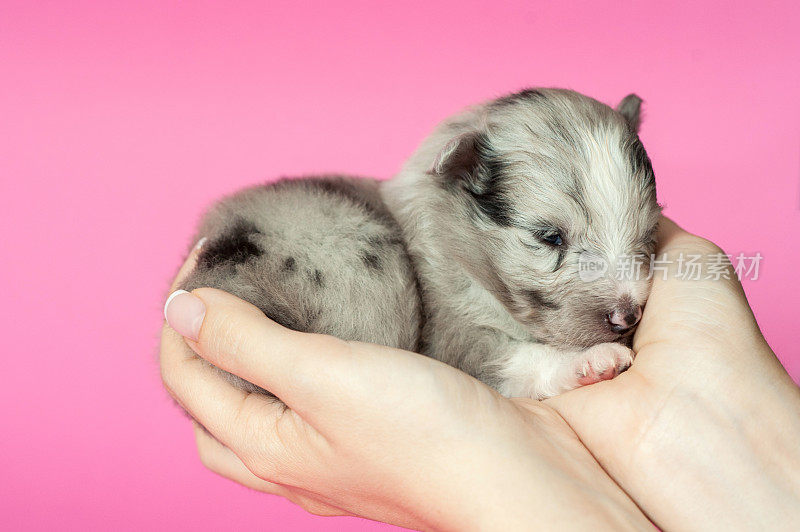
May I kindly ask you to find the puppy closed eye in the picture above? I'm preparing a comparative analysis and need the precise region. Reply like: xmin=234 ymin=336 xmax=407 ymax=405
xmin=539 ymin=232 xmax=564 ymax=246
xmin=529 ymin=226 xmax=565 ymax=247
xmin=518 ymin=227 xmax=566 ymax=250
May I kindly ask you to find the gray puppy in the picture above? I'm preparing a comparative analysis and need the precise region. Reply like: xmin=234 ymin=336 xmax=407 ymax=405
xmin=384 ymin=88 xmax=660 ymax=398
xmin=180 ymin=177 xmax=422 ymax=394
xmin=178 ymin=88 xmax=660 ymax=399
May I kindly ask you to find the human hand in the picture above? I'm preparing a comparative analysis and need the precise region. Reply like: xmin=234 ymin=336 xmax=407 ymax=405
xmin=160 ymin=244 xmax=652 ymax=531
xmin=546 ymin=217 xmax=800 ymax=531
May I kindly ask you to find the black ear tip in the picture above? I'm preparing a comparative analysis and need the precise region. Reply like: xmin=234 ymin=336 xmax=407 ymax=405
xmin=623 ymin=93 xmax=643 ymax=104
xmin=616 ymin=93 xmax=644 ymax=131
xmin=618 ymin=93 xmax=643 ymax=112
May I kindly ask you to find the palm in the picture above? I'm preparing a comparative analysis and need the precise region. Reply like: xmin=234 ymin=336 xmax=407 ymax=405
xmin=517 ymin=217 xmax=793 ymax=530
xmin=544 ymin=218 xmax=770 ymax=453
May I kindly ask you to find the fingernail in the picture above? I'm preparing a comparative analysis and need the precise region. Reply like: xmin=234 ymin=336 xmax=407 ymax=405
xmin=164 ymin=290 xmax=206 ymax=341
xmin=194 ymin=237 xmax=207 ymax=250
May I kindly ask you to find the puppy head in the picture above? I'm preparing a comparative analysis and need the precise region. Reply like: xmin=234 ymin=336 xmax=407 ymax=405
xmin=433 ymin=89 xmax=661 ymax=349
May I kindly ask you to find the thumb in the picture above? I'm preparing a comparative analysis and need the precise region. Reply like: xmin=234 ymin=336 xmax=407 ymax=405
xmin=164 ymin=287 xmax=351 ymax=411
xmin=633 ymin=216 xmax=763 ymax=354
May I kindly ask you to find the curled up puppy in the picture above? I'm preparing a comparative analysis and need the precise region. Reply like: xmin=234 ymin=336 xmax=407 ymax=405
xmin=174 ymin=88 xmax=661 ymax=400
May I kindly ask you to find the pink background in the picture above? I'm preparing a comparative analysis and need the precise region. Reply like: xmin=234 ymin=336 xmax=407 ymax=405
xmin=1 ymin=1 xmax=798 ymax=530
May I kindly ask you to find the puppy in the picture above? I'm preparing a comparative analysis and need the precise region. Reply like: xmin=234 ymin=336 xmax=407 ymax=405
xmin=177 ymin=88 xmax=659 ymax=399
xmin=179 ymin=177 xmax=422 ymax=394
xmin=382 ymin=88 xmax=660 ymax=397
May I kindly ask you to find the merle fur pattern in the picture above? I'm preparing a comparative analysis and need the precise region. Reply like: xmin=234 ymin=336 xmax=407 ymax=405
xmin=179 ymin=176 xmax=421 ymax=395
xmin=176 ymin=88 xmax=660 ymax=399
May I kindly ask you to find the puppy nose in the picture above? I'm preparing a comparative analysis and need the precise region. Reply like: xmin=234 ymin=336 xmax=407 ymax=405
xmin=605 ymin=305 xmax=642 ymax=334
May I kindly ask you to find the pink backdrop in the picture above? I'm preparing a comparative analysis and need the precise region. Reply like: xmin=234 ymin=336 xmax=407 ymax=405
xmin=1 ymin=1 xmax=798 ymax=530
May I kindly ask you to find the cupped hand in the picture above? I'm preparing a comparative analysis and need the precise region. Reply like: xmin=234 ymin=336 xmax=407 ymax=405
xmin=160 ymin=243 xmax=651 ymax=531
xmin=161 ymin=217 xmax=800 ymax=531
xmin=546 ymin=217 xmax=800 ymax=531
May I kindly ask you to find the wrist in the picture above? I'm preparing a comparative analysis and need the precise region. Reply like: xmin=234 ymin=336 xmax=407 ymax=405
xmin=628 ymin=345 xmax=800 ymax=530
xmin=423 ymin=403 xmax=652 ymax=531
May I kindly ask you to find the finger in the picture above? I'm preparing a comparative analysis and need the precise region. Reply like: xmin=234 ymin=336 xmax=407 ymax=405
xmin=160 ymin=323 xmax=295 ymax=459
xmin=161 ymin=239 xmax=206 ymax=382
xmin=162 ymin=238 xmax=283 ymax=455
xmin=193 ymin=424 xmax=350 ymax=517
xmin=653 ymin=216 xmax=721 ymax=257
xmin=652 ymin=215 xmax=682 ymax=250
xmin=164 ymin=287 xmax=356 ymax=414
xmin=193 ymin=421 xmax=289 ymax=493
xmin=635 ymin=215 xmax=760 ymax=352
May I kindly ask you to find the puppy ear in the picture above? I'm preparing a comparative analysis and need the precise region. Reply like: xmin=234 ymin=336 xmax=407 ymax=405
xmin=616 ymin=93 xmax=643 ymax=132
xmin=432 ymin=132 xmax=488 ymax=193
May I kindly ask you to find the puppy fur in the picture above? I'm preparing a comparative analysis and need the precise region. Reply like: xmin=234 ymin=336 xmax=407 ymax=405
xmin=382 ymin=88 xmax=660 ymax=398
xmin=179 ymin=177 xmax=421 ymax=394
xmin=177 ymin=88 xmax=660 ymax=399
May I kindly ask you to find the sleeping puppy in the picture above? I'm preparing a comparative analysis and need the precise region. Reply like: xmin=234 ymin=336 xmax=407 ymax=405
xmin=177 ymin=88 xmax=660 ymax=399
xmin=382 ymin=88 xmax=660 ymax=398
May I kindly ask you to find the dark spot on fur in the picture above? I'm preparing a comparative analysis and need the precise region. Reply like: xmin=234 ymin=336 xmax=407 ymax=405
xmin=362 ymin=252 xmax=382 ymax=271
xmin=311 ymin=269 xmax=324 ymax=287
xmin=362 ymin=234 xmax=402 ymax=251
xmin=282 ymin=257 xmax=296 ymax=272
xmin=197 ymin=219 xmax=262 ymax=270
xmin=523 ymin=289 xmax=561 ymax=310
xmin=494 ymin=88 xmax=546 ymax=107
xmin=308 ymin=178 xmax=366 ymax=204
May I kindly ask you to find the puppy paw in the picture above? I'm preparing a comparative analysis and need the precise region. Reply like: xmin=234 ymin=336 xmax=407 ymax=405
xmin=573 ymin=343 xmax=634 ymax=386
